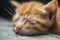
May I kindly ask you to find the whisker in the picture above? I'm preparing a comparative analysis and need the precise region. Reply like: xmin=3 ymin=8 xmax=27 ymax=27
xmin=3 ymin=8 xmax=13 ymax=15
xmin=7 ymin=7 xmax=14 ymax=13
xmin=11 ymin=6 xmax=15 ymax=11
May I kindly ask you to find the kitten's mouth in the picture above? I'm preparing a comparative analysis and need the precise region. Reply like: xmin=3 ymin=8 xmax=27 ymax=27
xmin=14 ymin=26 xmax=31 ymax=36
xmin=14 ymin=30 xmax=31 ymax=36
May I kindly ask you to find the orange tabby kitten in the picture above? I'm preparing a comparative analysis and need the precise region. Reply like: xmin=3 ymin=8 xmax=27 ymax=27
xmin=11 ymin=0 xmax=58 ymax=36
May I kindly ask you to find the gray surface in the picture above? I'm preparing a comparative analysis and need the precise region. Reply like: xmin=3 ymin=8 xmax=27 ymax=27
xmin=0 ymin=19 xmax=60 ymax=40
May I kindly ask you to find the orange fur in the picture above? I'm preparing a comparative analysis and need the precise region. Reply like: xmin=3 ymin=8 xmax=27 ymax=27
xmin=11 ymin=0 xmax=58 ymax=35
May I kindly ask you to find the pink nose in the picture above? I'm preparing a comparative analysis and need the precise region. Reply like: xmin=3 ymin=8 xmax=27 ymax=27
xmin=16 ymin=25 xmax=23 ymax=31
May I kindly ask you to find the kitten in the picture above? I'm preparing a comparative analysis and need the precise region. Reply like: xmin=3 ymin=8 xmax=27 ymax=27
xmin=11 ymin=0 xmax=58 ymax=36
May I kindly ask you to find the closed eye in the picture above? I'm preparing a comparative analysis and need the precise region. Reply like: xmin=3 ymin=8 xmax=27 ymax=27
xmin=26 ymin=19 xmax=36 ymax=24
xmin=15 ymin=18 xmax=19 ymax=21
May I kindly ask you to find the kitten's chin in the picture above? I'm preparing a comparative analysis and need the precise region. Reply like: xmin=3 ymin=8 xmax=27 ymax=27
xmin=14 ymin=27 xmax=32 ymax=36
xmin=15 ymin=31 xmax=31 ymax=36
xmin=14 ymin=27 xmax=38 ymax=36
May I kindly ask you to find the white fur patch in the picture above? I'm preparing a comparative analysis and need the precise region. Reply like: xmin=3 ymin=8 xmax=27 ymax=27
xmin=16 ymin=20 xmax=25 ymax=26
xmin=40 ymin=9 xmax=47 ymax=13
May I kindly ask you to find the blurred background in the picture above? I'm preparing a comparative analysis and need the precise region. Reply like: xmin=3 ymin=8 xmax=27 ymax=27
xmin=0 ymin=0 xmax=60 ymax=20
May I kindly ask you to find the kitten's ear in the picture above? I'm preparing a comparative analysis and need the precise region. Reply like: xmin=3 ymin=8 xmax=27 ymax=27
xmin=10 ymin=1 xmax=21 ymax=7
xmin=42 ymin=0 xmax=58 ymax=19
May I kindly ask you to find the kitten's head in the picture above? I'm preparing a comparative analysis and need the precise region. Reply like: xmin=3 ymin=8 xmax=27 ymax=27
xmin=11 ymin=0 xmax=58 ymax=36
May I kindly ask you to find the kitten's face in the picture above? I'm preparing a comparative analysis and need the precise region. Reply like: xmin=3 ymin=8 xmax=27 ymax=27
xmin=12 ymin=0 xmax=57 ymax=36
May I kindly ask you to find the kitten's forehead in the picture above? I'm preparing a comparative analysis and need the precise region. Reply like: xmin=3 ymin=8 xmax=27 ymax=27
xmin=18 ymin=3 xmax=32 ymax=14
xmin=17 ymin=2 xmax=44 ymax=15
